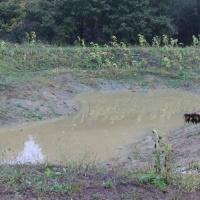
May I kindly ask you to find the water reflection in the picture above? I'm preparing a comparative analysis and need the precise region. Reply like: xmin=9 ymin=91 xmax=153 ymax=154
xmin=3 ymin=136 xmax=45 ymax=164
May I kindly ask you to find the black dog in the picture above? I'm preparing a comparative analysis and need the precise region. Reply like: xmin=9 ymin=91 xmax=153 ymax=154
xmin=184 ymin=112 xmax=200 ymax=124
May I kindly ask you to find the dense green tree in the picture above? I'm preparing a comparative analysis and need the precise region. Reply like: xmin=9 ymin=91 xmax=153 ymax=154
xmin=0 ymin=0 xmax=199 ymax=44
xmin=101 ymin=0 xmax=174 ymax=43
xmin=22 ymin=0 xmax=175 ymax=44
xmin=0 ymin=0 xmax=26 ymax=41
xmin=170 ymin=0 xmax=200 ymax=44
xmin=24 ymin=0 xmax=57 ymax=42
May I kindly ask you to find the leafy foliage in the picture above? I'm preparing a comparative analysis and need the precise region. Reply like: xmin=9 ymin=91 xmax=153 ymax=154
xmin=0 ymin=0 xmax=177 ymax=44
xmin=0 ymin=0 xmax=26 ymax=39
xmin=169 ymin=0 xmax=200 ymax=44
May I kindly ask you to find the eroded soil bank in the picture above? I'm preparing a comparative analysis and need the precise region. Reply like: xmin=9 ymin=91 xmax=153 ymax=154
xmin=0 ymin=73 xmax=134 ymax=126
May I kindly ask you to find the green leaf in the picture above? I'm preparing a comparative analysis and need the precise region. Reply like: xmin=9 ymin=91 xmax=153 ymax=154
xmin=45 ymin=167 xmax=51 ymax=176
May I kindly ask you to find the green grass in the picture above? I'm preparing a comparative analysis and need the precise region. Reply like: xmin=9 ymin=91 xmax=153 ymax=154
xmin=21 ymin=111 xmax=43 ymax=120
xmin=0 ymin=158 xmax=106 ymax=198
xmin=0 ymin=164 xmax=82 ymax=197
xmin=0 ymin=42 xmax=200 ymax=86
xmin=0 ymin=150 xmax=199 ymax=199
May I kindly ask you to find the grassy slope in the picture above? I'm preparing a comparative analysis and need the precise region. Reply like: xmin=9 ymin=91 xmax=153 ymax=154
xmin=0 ymin=42 xmax=200 ymax=84
xmin=0 ymin=42 xmax=200 ymax=199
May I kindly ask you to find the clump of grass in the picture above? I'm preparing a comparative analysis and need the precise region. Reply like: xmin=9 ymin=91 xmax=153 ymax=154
xmin=176 ymin=173 xmax=200 ymax=192
xmin=122 ymin=170 xmax=167 ymax=191
xmin=0 ymin=109 xmax=8 ymax=118
xmin=103 ymin=179 xmax=114 ymax=189
xmin=189 ymin=160 xmax=200 ymax=171
xmin=138 ymin=172 xmax=167 ymax=191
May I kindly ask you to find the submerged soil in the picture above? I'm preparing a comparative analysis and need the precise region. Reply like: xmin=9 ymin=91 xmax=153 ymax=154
xmin=0 ymin=72 xmax=200 ymax=199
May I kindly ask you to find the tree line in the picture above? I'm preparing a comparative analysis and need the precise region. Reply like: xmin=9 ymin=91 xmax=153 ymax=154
xmin=0 ymin=0 xmax=199 ymax=45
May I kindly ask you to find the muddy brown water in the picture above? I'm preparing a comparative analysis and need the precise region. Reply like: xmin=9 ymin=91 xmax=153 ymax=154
xmin=1 ymin=89 xmax=200 ymax=164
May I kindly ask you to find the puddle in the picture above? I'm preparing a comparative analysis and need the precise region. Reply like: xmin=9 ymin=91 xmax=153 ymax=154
xmin=1 ymin=90 xmax=200 ymax=164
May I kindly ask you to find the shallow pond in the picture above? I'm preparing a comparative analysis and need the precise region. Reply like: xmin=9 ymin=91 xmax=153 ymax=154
xmin=1 ymin=90 xmax=200 ymax=164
